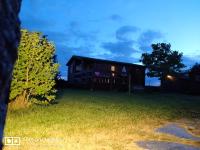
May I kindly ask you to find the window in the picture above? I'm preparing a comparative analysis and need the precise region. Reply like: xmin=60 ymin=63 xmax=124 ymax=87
xmin=111 ymin=66 xmax=115 ymax=72
xmin=113 ymin=79 xmax=116 ymax=84
xmin=95 ymin=72 xmax=100 ymax=77
xmin=69 ymin=64 xmax=73 ymax=73
xmin=75 ymin=60 xmax=82 ymax=72
xmin=122 ymin=66 xmax=126 ymax=73
xmin=121 ymin=66 xmax=127 ymax=76
xmin=75 ymin=65 xmax=82 ymax=72
xmin=195 ymin=75 xmax=200 ymax=81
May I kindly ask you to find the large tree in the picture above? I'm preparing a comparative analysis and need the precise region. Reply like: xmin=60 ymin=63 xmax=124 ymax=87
xmin=10 ymin=29 xmax=59 ymax=104
xmin=141 ymin=43 xmax=185 ymax=86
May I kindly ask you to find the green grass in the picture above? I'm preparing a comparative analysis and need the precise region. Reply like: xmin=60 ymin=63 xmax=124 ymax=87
xmin=4 ymin=89 xmax=200 ymax=150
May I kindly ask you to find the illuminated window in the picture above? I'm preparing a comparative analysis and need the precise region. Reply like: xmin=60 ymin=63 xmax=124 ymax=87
xmin=166 ymin=75 xmax=174 ymax=80
xmin=111 ymin=66 xmax=115 ymax=72
xmin=112 ymin=73 xmax=115 ymax=77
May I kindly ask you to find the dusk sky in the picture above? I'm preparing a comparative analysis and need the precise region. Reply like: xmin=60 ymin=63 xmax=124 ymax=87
xmin=20 ymin=0 xmax=200 ymax=85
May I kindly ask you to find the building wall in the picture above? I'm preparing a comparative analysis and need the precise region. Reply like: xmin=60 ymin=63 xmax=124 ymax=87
xmin=67 ymin=59 xmax=145 ymax=91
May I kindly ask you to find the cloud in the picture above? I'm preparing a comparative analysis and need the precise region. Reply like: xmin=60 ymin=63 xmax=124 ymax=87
xmin=88 ymin=14 xmax=123 ymax=23
xmin=42 ymin=21 xmax=98 ymax=46
xmin=67 ymin=21 xmax=98 ymax=44
xmin=138 ymin=30 xmax=163 ymax=52
xmin=102 ymin=40 xmax=137 ymax=56
xmin=110 ymin=14 xmax=123 ymax=22
xmin=101 ymin=27 xmax=166 ymax=64
xmin=116 ymin=25 xmax=139 ymax=41
xmin=101 ymin=25 xmax=141 ymax=60
xmin=41 ymin=21 xmax=99 ymax=77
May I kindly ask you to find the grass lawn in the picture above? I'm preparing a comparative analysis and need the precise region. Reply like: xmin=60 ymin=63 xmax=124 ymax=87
xmin=4 ymin=89 xmax=200 ymax=150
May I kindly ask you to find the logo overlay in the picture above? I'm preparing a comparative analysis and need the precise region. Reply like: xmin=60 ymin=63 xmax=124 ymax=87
xmin=4 ymin=137 xmax=20 ymax=146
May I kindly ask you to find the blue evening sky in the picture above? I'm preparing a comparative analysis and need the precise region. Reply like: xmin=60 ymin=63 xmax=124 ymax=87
xmin=20 ymin=0 xmax=200 ymax=85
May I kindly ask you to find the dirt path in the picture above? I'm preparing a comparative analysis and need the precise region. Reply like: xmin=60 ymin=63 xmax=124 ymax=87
xmin=137 ymin=119 xmax=200 ymax=150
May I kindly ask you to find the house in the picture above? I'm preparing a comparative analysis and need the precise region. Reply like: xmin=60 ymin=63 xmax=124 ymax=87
xmin=163 ymin=72 xmax=190 ymax=92
xmin=66 ymin=55 xmax=145 ymax=91
xmin=188 ymin=64 xmax=200 ymax=94
xmin=189 ymin=64 xmax=200 ymax=82
xmin=163 ymin=65 xmax=200 ymax=94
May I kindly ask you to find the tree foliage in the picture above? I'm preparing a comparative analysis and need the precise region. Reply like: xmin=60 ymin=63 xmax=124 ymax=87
xmin=190 ymin=63 xmax=200 ymax=81
xmin=141 ymin=43 xmax=185 ymax=85
xmin=10 ymin=29 xmax=59 ymax=103
xmin=190 ymin=63 xmax=200 ymax=73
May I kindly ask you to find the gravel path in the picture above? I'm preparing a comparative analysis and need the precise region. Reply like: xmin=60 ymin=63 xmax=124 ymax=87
xmin=137 ymin=141 xmax=200 ymax=150
xmin=137 ymin=123 xmax=200 ymax=150
xmin=156 ymin=123 xmax=200 ymax=141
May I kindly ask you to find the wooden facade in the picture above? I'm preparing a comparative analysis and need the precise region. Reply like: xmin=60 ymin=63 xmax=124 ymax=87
xmin=67 ymin=55 xmax=145 ymax=91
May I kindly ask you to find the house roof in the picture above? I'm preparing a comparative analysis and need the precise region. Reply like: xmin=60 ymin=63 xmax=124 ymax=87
xmin=66 ymin=55 xmax=145 ymax=68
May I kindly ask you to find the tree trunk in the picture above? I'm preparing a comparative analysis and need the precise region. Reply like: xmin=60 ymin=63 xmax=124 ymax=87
xmin=128 ymin=73 xmax=131 ymax=95
xmin=0 ymin=0 xmax=21 ymax=149
xmin=160 ymin=76 xmax=166 ymax=90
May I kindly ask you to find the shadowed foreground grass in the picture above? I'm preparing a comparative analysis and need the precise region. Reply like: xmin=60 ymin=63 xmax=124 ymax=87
xmin=4 ymin=89 xmax=200 ymax=150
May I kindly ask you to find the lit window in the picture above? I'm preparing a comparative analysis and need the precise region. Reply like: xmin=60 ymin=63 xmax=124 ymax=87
xmin=166 ymin=75 xmax=174 ymax=80
xmin=111 ymin=66 xmax=115 ymax=72
xmin=112 ymin=73 xmax=115 ymax=77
